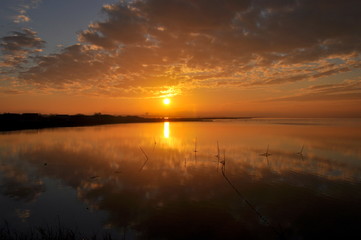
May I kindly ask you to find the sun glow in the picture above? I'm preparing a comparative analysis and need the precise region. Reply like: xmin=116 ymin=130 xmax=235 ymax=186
xmin=163 ymin=98 xmax=171 ymax=105
xmin=163 ymin=121 xmax=170 ymax=138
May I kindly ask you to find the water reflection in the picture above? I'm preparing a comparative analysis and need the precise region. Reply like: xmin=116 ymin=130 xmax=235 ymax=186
xmin=163 ymin=121 xmax=170 ymax=139
xmin=1 ymin=119 xmax=361 ymax=239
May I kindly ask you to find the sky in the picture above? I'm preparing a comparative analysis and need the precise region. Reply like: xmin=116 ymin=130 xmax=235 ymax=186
xmin=0 ymin=0 xmax=361 ymax=117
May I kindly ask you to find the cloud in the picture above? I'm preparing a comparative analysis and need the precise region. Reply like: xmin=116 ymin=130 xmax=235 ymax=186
xmin=0 ymin=162 xmax=44 ymax=202
xmin=270 ymin=80 xmax=361 ymax=102
xmin=20 ymin=44 xmax=112 ymax=86
xmin=12 ymin=0 xmax=42 ymax=24
xmin=1 ymin=28 xmax=44 ymax=52
xmin=0 ymin=28 xmax=45 ymax=69
xmin=13 ymin=14 xmax=31 ymax=23
xmin=0 ymin=87 xmax=25 ymax=95
xmin=4 ymin=0 xmax=361 ymax=98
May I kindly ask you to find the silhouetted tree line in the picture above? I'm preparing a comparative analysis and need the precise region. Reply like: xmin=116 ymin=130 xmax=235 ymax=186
xmin=0 ymin=113 xmax=161 ymax=131
xmin=0 ymin=113 xmax=217 ymax=131
xmin=0 ymin=113 xmax=250 ymax=131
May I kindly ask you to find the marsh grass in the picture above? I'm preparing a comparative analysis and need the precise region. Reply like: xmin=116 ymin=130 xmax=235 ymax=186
xmin=0 ymin=221 xmax=114 ymax=240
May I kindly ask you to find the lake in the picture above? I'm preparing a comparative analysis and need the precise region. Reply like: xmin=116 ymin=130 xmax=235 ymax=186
xmin=1 ymin=118 xmax=361 ymax=239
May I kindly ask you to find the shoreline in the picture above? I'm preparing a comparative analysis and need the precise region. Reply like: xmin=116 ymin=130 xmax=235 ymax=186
xmin=0 ymin=113 xmax=252 ymax=132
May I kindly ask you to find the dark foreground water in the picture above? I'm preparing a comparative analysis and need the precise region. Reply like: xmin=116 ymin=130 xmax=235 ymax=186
xmin=1 ymin=118 xmax=361 ymax=239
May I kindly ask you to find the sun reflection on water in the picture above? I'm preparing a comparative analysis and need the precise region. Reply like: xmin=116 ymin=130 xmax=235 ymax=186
xmin=1 ymin=120 xmax=361 ymax=239
xmin=163 ymin=121 xmax=170 ymax=139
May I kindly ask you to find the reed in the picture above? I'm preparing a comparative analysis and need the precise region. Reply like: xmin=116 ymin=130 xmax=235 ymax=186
xmin=152 ymin=137 xmax=157 ymax=152
xmin=260 ymin=144 xmax=271 ymax=157
xmin=139 ymin=146 xmax=149 ymax=172
xmin=193 ymin=137 xmax=198 ymax=161
xmin=0 ymin=221 xmax=114 ymax=240
xmin=297 ymin=144 xmax=305 ymax=159
xmin=215 ymin=141 xmax=221 ymax=172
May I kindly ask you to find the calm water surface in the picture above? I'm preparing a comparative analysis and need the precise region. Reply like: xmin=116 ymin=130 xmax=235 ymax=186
xmin=1 ymin=119 xmax=361 ymax=239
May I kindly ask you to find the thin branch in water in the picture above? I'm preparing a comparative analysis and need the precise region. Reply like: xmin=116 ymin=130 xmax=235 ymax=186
xmin=194 ymin=137 xmax=198 ymax=153
xmin=216 ymin=141 xmax=220 ymax=159
xmin=297 ymin=144 xmax=304 ymax=156
xmin=260 ymin=144 xmax=271 ymax=157
xmin=152 ymin=137 xmax=157 ymax=152
xmin=220 ymin=161 xmax=284 ymax=239
xmin=296 ymin=144 xmax=305 ymax=160
xmin=122 ymin=226 xmax=127 ymax=240
xmin=139 ymin=146 xmax=149 ymax=172
xmin=216 ymin=141 xmax=220 ymax=172
xmin=220 ymin=149 xmax=226 ymax=173
xmin=194 ymin=137 xmax=198 ymax=161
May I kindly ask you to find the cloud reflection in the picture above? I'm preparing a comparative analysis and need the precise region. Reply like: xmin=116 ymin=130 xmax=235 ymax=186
xmin=1 ymin=120 xmax=361 ymax=238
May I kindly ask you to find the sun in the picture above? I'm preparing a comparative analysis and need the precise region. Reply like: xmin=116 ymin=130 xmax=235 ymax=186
xmin=163 ymin=98 xmax=171 ymax=105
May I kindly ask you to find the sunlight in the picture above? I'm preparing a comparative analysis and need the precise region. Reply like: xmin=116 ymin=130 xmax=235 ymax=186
xmin=163 ymin=121 xmax=170 ymax=138
xmin=163 ymin=98 xmax=171 ymax=105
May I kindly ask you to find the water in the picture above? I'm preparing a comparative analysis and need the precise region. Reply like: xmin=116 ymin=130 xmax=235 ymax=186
xmin=1 ymin=119 xmax=361 ymax=239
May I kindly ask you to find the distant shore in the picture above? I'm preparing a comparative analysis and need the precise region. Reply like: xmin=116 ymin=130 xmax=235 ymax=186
xmin=0 ymin=113 xmax=252 ymax=132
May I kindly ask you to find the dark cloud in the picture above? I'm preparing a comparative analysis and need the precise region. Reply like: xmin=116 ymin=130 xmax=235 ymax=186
xmin=0 ymin=163 xmax=44 ymax=202
xmin=1 ymin=28 xmax=44 ymax=52
xmin=79 ymin=3 xmax=148 ymax=48
xmin=20 ymin=44 xmax=113 ymax=86
xmin=311 ymin=67 xmax=350 ymax=79
xmin=0 ymin=28 xmax=45 ymax=68
xmin=270 ymin=80 xmax=361 ymax=102
xmin=4 ymin=0 xmax=361 ymax=97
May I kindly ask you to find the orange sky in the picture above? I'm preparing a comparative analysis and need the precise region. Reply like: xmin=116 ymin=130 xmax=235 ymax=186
xmin=1 ymin=0 xmax=361 ymax=117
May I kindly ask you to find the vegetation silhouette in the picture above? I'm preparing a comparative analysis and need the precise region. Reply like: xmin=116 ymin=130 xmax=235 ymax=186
xmin=297 ymin=145 xmax=305 ymax=160
xmin=260 ymin=144 xmax=271 ymax=157
xmin=0 ymin=220 xmax=114 ymax=240
xmin=0 ymin=113 xmax=252 ymax=132
xmin=139 ymin=146 xmax=149 ymax=172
